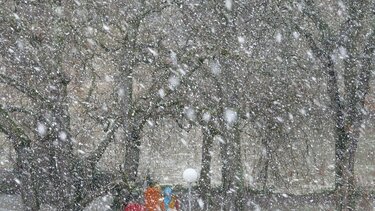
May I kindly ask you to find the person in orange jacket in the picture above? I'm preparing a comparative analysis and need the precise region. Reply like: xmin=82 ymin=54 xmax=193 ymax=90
xmin=144 ymin=181 xmax=162 ymax=211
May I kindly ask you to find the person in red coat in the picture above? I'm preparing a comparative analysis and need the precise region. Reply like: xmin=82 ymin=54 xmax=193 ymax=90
xmin=124 ymin=203 xmax=145 ymax=211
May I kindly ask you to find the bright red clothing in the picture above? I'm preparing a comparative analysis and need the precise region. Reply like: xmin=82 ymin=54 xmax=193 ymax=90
xmin=124 ymin=203 xmax=145 ymax=211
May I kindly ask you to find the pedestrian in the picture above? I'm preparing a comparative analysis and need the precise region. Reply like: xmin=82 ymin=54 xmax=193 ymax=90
xmin=123 ymin=193 xmax=146 ymax=211
xmin=144 ymin=181 xmax=162 ymax=211
xmin=161 ymin=187 xmax=179 ymax=211
xmin=124 ymin=202 xmax=146 ymax=211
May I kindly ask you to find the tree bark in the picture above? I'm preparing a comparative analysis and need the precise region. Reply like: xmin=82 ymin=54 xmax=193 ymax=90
xmin=220 ymin=124 xmax=244 ymax=211
xmin=123 ymin=128 xmax=142 ymax=183
xmin=0 ymin=107 xmax=40 ymax=210
xmin=260 ymin=137 xmax=271 ymax=192
xmin=198 ymin=126 xmax=214 ymax=210
xmin=15 ymin=146 xmax=40 ymax=211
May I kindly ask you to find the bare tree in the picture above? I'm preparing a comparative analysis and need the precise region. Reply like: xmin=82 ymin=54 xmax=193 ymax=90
xmin=276 ymin=0 xmax=375 ymax=209
xmin=1 ymin=0 xmax=373 ymax=210
xmin=0 ymin=0 xmax=207 ymax=209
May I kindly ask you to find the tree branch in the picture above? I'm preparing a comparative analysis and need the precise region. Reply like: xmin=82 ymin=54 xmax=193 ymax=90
xmin=86 ymin=117 xmax=121 ymax=167
xmin=303 ymin=0 xmax=333 ymax=48
xmin=0 ymin=73 xmax=46 ymax=101
xmin=0 ymin=106 xmax=31 ymax=150
xmin=0 ymin=104 xmax=34 ymax=116
xmin=133 ymin=56 xmax=206 ymax=130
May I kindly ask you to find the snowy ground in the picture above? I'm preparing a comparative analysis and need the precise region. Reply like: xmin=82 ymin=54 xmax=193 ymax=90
xmin=1 ymin=193 xmax=374 ymax=210
xmin=83 ymin=195 xmax=113 ymax=211
xmin=0 ymin=194 xmax=23 ymax=211
xmin=0 ymin=194 xmax=113 ymax=211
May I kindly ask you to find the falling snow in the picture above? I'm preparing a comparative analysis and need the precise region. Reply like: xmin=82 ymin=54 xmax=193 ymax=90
xmin=102 ymin=24 xmax=110 ymax=32
xmin=211 ymin=60 xmax=221 ymax=75
xmin=225 ymin=0 xmax=233 ymax=10
xmin=0 ymin=1 xmax=374 ymax=210
xmin=224 ymin=108 xmax=237 ymax=125
xmin=148 ymin=48 xmax=158 ymax=57
xmin=293 ymin=31 xmax=300 ymax=39
xmin=58 ymin=131 xmax=67 ymax=141
xmin=168 ymin=75 xmax=180 ymax=90
xmin=338 ymin=46 xmax=348 ymax=59
xmin=238 ymin=36 xmax=245 ymax=44
xmin=158 ymin=88 xmax=166 ymax=98
xmin=184 ymin=107 xmax=196 ymax=121
xmin=202 ymin=112 xmax=211 ymax=122
xmin=275 ymin=32 xmax=282 ymax=43
xmin=170 ymin=51 xmax=178 ymax=66
xmin=118 ymin=88 xmax=125 ymax=97
xmin=37 ymin=122 xmax=47 ymax=137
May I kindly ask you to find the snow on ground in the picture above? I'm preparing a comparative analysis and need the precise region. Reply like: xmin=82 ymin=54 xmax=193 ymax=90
xmin=0 ymin=194 xmax=23 ymax=211
xmin=0 ymin=194 xmax=113 ymax=211
xmin=83 ymin=194 xmax=113 ymax=211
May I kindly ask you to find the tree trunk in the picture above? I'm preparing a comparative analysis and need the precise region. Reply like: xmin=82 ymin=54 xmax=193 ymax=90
xmin=120 ymin=28 xmax=139 ymax=184
xmin=233 ymin=127 xmax=245 ymax=211
xmin=259 ymin=137 xmax=271 ymax=192
xmin=15 ymin=147 xmax=40 ymax=211
xmin=334 ymin=135 xmax=358 ymax=211
xmin=347 ymin=141 xmax=358 ymax=211
xmin=53 ymin=139 xmax=76 ymax=210
xmin=31 ymin=79 xmax=77 ymax=209
xmin=123 ymin=128 xmax=141 ymax=183
xmin=113 ymin=128 xmax=141 ymax=209
xmin=335 ymin=133 xmax=349 ymax=211
xmin=0 ymin=107 xmax=40 ymax=210
xmin=198 ymin=126 xmax=214 ymax=210
xmin=220 ymin=124 xmax=244 ymax=211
